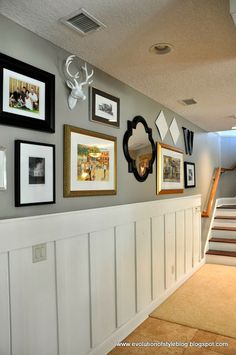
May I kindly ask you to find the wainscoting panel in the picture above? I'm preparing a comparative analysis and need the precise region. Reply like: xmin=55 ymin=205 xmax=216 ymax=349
xmin=0 ymin=195 xmax=202 ymax=355
xmin=90 ymin=228 xmax=116 ymax=347
xmin=136 ymin=219 xmax=152 ymax=312
xmin=176 ymin=210 xmax=185 ymax=281
xmin=165 ymin=213 xmax=176 ymax=289
xmin=152 ymin=215 xmax=165 ymax=297
xmin=9 ymin=243 xmax=58 ymax=355
xmin=193 ymin=208 xmax=201 ymax=266
xmin=185 ymin=208 xmax=193 ymax=273
xmin=116 ymin=223 xmax=136 ymax=328
xmin=56 ymin=234 xmax=91 ymax=355
xmin=0 ymin=253 xmax=10 ymax=355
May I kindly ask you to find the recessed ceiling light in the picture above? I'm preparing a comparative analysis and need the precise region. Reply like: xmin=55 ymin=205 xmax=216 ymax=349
xmin=149 ymin=43 xmax=173 ymax=55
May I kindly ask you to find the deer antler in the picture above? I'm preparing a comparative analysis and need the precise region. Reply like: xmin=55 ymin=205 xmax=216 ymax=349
xmin=80 ymin=63 xmax=94 ymax=88
xmin=65 ymin=55 xmax=80 ymax=79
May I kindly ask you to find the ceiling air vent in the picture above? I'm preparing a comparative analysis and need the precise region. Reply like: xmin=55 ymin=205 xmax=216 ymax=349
xmin=179 ymin=98 xmax=197 ymax=106
xmin=61 ymin=8 xmax=106 ymax=36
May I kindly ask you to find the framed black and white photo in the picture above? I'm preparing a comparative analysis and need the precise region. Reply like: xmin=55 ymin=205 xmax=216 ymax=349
xmin=0 ymin=53 xmax=55 ymax=132
xmin=184 ymin=162 xmax=196 ymax=188
xmin=15 ymin=140 xmax=55 ymax=206
xmin=90 ymin=87 xmax=120 ymax=128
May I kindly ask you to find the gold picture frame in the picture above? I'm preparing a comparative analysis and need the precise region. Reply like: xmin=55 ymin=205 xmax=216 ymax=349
xmin=64 ymin=124 xmax=117 ymax=197
xmin=157 ymin=142 xmax=184 ymax=195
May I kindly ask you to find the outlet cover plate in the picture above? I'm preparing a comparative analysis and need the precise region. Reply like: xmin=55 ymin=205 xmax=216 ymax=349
xmin=32 ymin=243 xmax=47 ymax=263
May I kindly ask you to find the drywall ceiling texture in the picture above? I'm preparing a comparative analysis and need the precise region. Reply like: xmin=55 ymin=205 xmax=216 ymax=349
xmin=0 ymin=15 xmax=221 ymax=219
xmin=1 ymin=0 xmax=236 ymax=132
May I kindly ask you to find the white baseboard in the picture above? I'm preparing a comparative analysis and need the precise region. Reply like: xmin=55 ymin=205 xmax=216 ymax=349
xmin=90 ymin=258 xmax=205 ymax=355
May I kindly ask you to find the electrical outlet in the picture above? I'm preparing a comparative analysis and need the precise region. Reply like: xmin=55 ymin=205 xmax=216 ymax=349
xmin=32 ymin=243 xmax=47 ymax=263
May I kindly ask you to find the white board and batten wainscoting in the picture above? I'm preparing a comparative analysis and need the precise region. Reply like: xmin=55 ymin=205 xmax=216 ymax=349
xmin=0 ymin=194 xmax=203 ymax=355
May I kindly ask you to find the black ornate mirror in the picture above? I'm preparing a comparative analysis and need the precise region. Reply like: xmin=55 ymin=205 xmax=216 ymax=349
xmin=123 ymin=116 xmax=156 ymax=182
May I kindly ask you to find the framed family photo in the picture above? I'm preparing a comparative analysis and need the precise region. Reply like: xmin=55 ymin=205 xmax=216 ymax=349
xmin=157 ymin=143 xmax=184 ymax=194
xmin=184 ymin=162 xmax=196 ymax=188
xmin=90 ymin=87 xmax=120 ymax=128
xmin=0 ymin=53 xmax=55 ymax=132
xmin=64 ymin=125 xmax=117 ymax=197
xmin=15 ymin=140 xmax=55 ymax=206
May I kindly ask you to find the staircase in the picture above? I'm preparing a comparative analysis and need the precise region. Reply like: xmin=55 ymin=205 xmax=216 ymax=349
xmin=206 ymin=204 xmax=236 ymax=266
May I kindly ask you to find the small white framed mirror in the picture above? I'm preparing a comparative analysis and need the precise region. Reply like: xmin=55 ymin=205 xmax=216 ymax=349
xmin=0 ymin=146 xmax=7 ymax=190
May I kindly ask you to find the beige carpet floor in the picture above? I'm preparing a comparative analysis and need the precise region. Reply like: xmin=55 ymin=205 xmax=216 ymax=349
xmin=150 ymin=264 xmax=236 ymax=339
xmin=110 ymin=318 xmax=236 ymax=354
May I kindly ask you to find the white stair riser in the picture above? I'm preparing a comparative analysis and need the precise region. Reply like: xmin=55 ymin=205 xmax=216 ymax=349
xmin=211 ymin=230 xmax=236 ymax=238
xmin=209 ymin=242 xmax=236 ymax=252
xmin=215 ymin=210 xmax=236 ymax=217
xmin=206 ymin=254 xmax=236 ymax=266
xmin=213 ymin=220 xmax=236 ymax=227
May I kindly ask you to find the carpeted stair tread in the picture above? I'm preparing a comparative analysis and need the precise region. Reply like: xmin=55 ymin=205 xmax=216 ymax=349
xmin=212 ymin=226 xmax=236 ymax=231
xmin=209 ymin=237 xmax=236 ymax=244
xmin=206 ymin=250 xmax=236 ymax=257
xmin=217 ymin=205 xmax=236 ymax=209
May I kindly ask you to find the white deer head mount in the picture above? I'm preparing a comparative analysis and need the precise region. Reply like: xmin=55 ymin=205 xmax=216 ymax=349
xmin=65 ymin=55 xmax=94 ymax=110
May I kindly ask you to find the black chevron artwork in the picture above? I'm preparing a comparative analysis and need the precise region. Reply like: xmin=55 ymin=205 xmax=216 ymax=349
xmin=182 ymin=127 xmax=194 ymax=155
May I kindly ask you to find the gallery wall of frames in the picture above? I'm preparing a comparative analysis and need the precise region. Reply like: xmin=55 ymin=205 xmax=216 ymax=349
xmin=0 ymin=51 xmax=198 ymax=210
xmin=0 ymin=14 xmax=222 ymax=219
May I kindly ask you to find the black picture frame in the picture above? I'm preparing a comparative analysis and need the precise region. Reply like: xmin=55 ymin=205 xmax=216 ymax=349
xmin=123 ymin=115 xmax=156 ymax=182
xmin=90 ymin=87 xmax=120 ymax=128
xmin=15 ymin=140 xmax=56 ymax=207
xmin=0 ymin=53 xmax=55 ymax=133
xmin=184 ymin=162 xmax=196 ymax=188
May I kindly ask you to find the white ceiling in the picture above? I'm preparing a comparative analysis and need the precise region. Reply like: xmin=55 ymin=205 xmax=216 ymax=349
xmin=1 ymin=0 xmax=236 ymax=132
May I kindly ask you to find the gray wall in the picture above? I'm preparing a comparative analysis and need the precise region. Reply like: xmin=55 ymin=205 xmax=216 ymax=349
xmin=218 ymin=136 xmax=236 ymax=197
xmin=0 ymin=15 xmax=221 ymax=219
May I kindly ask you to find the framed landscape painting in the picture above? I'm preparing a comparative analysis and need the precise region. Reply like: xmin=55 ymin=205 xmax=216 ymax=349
xmin=184 ymin=162 xmax=196 ymax=188
xmin=157 ymin=143 xmax=184 ymax=194
xmin=90 ymin=87 xmax=120 ymax=128
xmin=15 ymin=140 xmax=55 ymax=206
xmin=0 ymin=53 xmax=55 ymax=132
xmin=64 ymin=124 xmax=117 ymax=197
